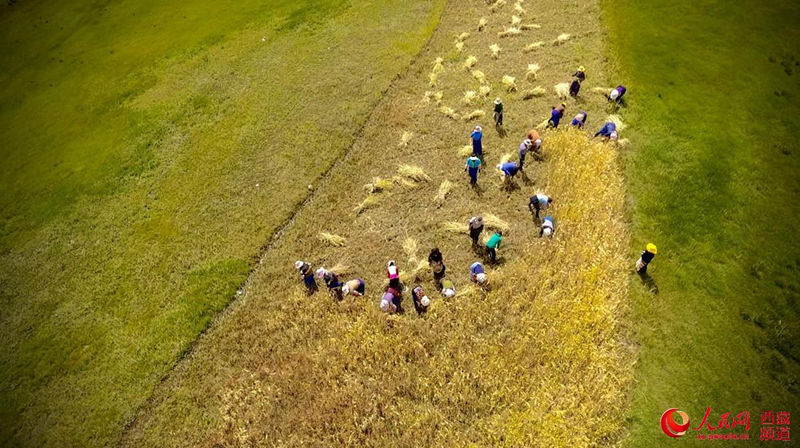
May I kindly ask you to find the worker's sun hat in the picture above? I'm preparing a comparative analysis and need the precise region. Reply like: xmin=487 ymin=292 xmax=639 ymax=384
xmin=496 ymin=163 xmax=503 ymax=170
xmin=476 ymin=273 xmax=487 ymax=285
xmin=610 ymin=131 xmax=619 ymax=140
xmin=475 ymin=125 xmax=482 ymax=132
xmin=535 ymin=138 xmax=542 ymax=145
xmin=443 ymin=288 xmax=455 ymax=298
xmin=387 ymin=260 xmax=395 ymax=267
xmin=494 ymin=97 xmax=502 ymax=104
xmin=578 ymin=65 xmax=585 ymax=72
xmin=315 ymin=267 xmax=326 ymax=278
xmin=646 ymin=243 xmax=658 ymax=254
xmin=294 ymin=260 xmax=303 ymax=270
xmin=341 ymin=284 xmax=350 ymax=295
xmin=523 ymin=138 xmax=532 ymax=145
xmin=561 ymin=102 xmax=567 ymax=108
xmin=421 ymin=296 xmax=430 ymax=307
xmin=543 ymin=227 xmax=553 ymax=236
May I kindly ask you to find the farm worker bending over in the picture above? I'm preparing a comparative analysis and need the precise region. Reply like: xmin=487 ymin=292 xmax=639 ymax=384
xmin=497 ymin=161 xmax=520 ymax=186
xmin=518 ymin=139 xmax=532 ymax=169
xmin=526 ymin=129 xmax=543 ymax=156
xmin=470 ymin=261 xmax=488 ymax=286
xmin=441 ymin=279 xmax=456 ymax=298
xmin=486 ymin=230 xmax=503 ymax=264
xmin=316 ymin=267 xmax=343 ymax=301
xmin=470 ymin=125 xmax=483 ymax=157
xmin=571 ymin=111 xmax=587 ymax=128
xmin=573 ymin=66 xmax=586 ymax=82
xmin=387 ymin=260 xmax=400 ymax=288
xmin=493 ymin=98 xmax=504 ymax=126
xmin=465 ymin=155 xmax=482 ymax=185
xmin=528 ymin=193 xmax=553 ymax=219
xmin=540 ymin=216 xmax=555 ymax=237
xmin=295 ymin=260 xmax=318 ymax=295
xmin=381 ymin=285 xmax=404 ymax=313
xmin=609 ymin=85 xmax=627 ymax=103
xmin=594 ymin=121 xmax=619 ymax=141
xmin=469 ymin=216 xmax=484 ymax=246
xmin=636 ymin=243 xmax=657 ymax=274
xmin=428 ymin=247 xmax=446 ymax=288
xmin=411 ymin=285 xmax=430 ymax=315
xmin=547 ymin=103 xmax=566 ymax=128
xmin=341 ymin=278 xmax=365 ymax=297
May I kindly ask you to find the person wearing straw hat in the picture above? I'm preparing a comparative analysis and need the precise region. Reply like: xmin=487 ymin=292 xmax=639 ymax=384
xmin=465 ymin=154 xmax=482 ymax=185
xmin=470 ymin=125 xmax=483 ymax=157
xmin=468 ymin=216 xmax=484 ymax=247
xmin=594 ymin=121 xmax=619 ymax=142
xmin=411 ymin=285 xmax=430 ymax=315
xmin=571 ymin=111 xmax=588 ymax=128
xmin=470 ymin=261 xmax=488 ymax=286
xmin=547 ymin=103 xmax=566 ymax=128
xmin=295 ymin=260 xmax=318 ymax=295
xmin=636 ymin=243 xmax=657 ymax=273
xmin=572 ymin=65 xmax=586 ymax=82
xmin=540 ymin=216 xmax=555 ymax=237
xmin=341 ymin=278 xmax=365 ymax=297
xmin=493 ymin=98 xmax=504 ymax=126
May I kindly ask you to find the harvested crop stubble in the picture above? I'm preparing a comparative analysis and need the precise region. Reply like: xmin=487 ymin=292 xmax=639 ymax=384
xmin=439 ymin=105 xmax=459 ymax=120
xmin=317 ymin=232 xmax=346 ymax=247
xmin=442 ymin=221 xmax=469 ymax=234
xmin=482 ymin=213 xmax=510 ymax=233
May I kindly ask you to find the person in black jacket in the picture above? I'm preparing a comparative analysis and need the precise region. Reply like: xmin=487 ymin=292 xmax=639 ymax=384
xmin=636 ymin=243 xmax=657 ymax=273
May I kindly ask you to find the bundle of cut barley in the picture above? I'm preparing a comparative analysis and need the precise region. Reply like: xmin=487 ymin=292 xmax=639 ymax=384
xmin=429 ymin=72 xmax=438 ymax=87
xmin=478 ymin=17 xmax=487 ymax=31
xmin=483 ymin=213 xmax=510 ymax=233
xmin=471 ymin=69 xmax=486 ymax=83
xmin=553 ymin=33 xmax=571 ymax=45
xmin=434 ymin=180 xmax=452 ymax=203
xmin=402 ymin=237 xmax=418 ymax=260
xmin=511 ymin=15 xmax=522 ymax=26
xmin=462 ymin=90 xmax=477 ymax=105
xmin=464 ymin=55 xmax=477 ymax=70
xmin=522 ymin=86 xmax=546 ymax=99
xmin=455 ymin=41 xmax=464 ymax=52
xmin=439 ymin=106 xmax=459 ymax=120
xmin=523 ymin=41 xmax=545 ymax=52
xmin=514 ymin=3 xmax=527 ymax=14
xmin=399 ymin=130 xmax=413 ymax=146
xmin=397 ymin=164 xmax=431 ymax=182
xmin=432 ymin=57 xmax=444 ymax=74
xmin=489 ymin=0 xmax=506 ymax=13
xmin=364 ymin=177 xmax=394 ymax=193
xmin=554 ymin=82 xmax=570 ymax=99
xmin=354 ymin=193 xmax=380 ymax=214
xmin=520 ymin=23 xmax=541 ymax=30
xmin=442 ymin=221 xmax=469 ymax=234
xmin=317 ymin=232 xmax=346 ymax=247
xmin=592 ymin=86 xmax=612 ymax=94
xmin=502 ymin=75 xmax=517 ymax=92
xmin=490 ymin=43 xmax=501 ymax=58
xmin=479 ymin=84 xmax=492 ymax=96
xmin=526 ymin=63 xmax=540 ymax=80
xmin=499 ymin=152 xmax=513 ymax=164
xmin=456 ymin=32 xmax=470 ymax=42
xmin=463 ymin=109 xmax=485 ymax=121
xmin=498 ymin=27 xmax=522 ymax=38
xmin=458 ymin=145 xmax=473 ymax=157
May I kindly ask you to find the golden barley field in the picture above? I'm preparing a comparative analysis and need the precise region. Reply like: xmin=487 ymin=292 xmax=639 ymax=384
xmin=122 ymin=0 xmax=634 ymax=446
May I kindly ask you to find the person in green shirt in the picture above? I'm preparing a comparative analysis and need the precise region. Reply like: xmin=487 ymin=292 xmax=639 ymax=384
xmin=485 ymin=230 xmax=503 ymax=264
xmin=465 ymin=155 xmax=482 ymax=185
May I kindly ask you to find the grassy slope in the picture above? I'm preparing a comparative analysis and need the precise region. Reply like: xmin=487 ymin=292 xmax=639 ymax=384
xmin=122 ymin=1 xmax=635 ymax=446
xmin=0 ymin=1 xmax=443 ymax=446
xmin=604 ymin=0 xmax=800 ymax=444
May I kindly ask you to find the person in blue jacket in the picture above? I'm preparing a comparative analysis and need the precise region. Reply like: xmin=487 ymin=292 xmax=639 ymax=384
xmin=594 ymin=121 xmax=619 ymax=141
xmin=470 ymin=125 xmax=483 ymax=157
xmin=497 ymin=161 xmax=520 ymax=187
xmin=547 ymin=103 xmax=566 ymax=128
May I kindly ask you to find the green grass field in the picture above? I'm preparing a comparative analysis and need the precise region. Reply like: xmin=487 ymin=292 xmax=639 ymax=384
xmin=0 ymin=1 xmax=444 ymax=445
xmin=604 ymin=0 xmax=800 ymax=444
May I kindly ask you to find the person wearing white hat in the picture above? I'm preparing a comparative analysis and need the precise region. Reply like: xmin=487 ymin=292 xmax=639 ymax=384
xmin=594 ymin=121 xmax=619 ymax=142
xmin=470 ymin=261 xmax=488 ymax=286
xmin=411 ymin=285 xmax=430 ymax=315
xmin=518 ymin=138 xmax=532 ymax=169
xmin=295 ymin=260 xmax=317 ymax=295
xmin=540 ymin=216 xmax=555 ymax=238
xmin=341 ymin=278 xmax=365 ymax=297
xmin=608 ymin=85 xmax=626 ymax=103
xmin=528 ymin=193 xmax=553 ymax=219
xmin=468 ymin=216 xmax=484 ymax=247
xmin=316 ymin=267 xmax=343 ymax=301
xmin=470 ymin=125 xmax=483 ymax=157
xmin=493 ymin=98 xmax=503 ymax=126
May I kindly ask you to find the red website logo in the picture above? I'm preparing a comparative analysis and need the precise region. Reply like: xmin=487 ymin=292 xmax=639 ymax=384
xmin=661 ymin=408 xmax=690 ymax=438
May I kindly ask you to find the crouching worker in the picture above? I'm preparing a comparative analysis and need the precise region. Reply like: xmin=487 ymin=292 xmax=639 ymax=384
xmin=295 ymin=260 xmax=318 ymax=295
xmin=411 ymin=285 xmax=431 ymax=315
xmin=470 ymin=261 xmax=488 ymax=286
xmin=547 ymin=103 xmax=566 ymax=128
xmin=528 ymin=193 xmax=553 ymax=219
xmin=428 ymin=247 xmax=446 ymax=288
xmin=636 ymin=243 xmax=657 ymax=274
xmin=540 ymin=216 xmax=555 ymax=237
xmin=594 ymin=121 xmax=619 ymax=142
xmin=341 ymin=278 xmax=365 ymax=297
xmin=386 ymin=260 xmax=400 ymax=288
xmin=497 ymin=161 xmax=520 ymax=187
xmin=608 ymin=85 xmax=627 ymax=103
xmin=571 ymin=111 xmax=587 ymax=128
xmin=380 ymin=285 xmax=404 ymax=314
xmin=441 ymin=279 xmax=456 ymax=298
xmin=486 ymin=230 xmax=503 ymax=264
xmin=316 ymin=267 xmax=343 ymax=301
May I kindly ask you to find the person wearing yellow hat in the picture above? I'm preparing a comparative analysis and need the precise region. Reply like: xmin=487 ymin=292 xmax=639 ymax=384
xmin=636 ymin=243 xmax=657 ymax=273
xmin=572 ymin=66 xmax=586 ymax=82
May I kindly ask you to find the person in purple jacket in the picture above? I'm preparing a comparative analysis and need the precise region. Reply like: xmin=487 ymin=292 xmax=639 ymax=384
xmin=608 ymin=85 xmax=627 ymax=103
xmin=571 ymin=111 xmax=587 ymax=128
xmin=547 ymin=103 xmax=566 ymax=128
xmin=497 ymin=161 xmax=520 ymax=187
